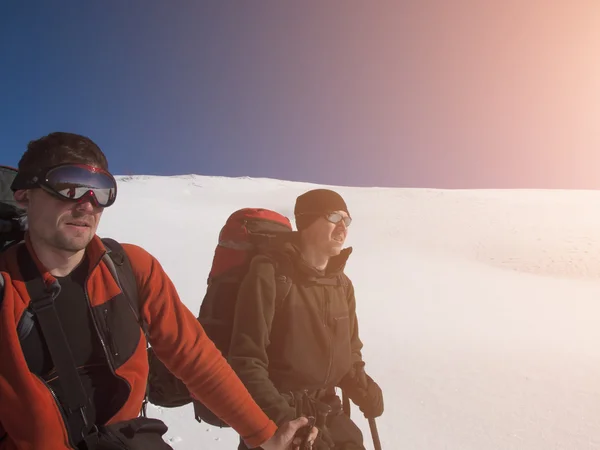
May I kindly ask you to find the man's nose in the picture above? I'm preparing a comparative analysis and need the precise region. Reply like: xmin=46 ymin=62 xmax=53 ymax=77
xmin=74 ymin=196 xmax=96 ymax=212
xmin=336 ymin=220 xmax=348 ymax=230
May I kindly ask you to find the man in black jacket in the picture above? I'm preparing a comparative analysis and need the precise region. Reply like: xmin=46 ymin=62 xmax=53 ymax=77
xmin=229 ymin=188 xmax=384 ymax=449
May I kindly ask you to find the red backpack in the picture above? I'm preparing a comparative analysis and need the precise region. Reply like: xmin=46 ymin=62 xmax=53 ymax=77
xmin=146 ymin=208 xmax=294 ymax=426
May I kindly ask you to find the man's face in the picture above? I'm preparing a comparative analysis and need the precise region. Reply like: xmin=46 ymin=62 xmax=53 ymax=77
xmin=18 ymin=188 xmax=103 ymax=253
xmin=301 ymin=210 xmax=350 ymax=257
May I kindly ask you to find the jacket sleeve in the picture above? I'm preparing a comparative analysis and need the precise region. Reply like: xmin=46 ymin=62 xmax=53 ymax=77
xmin=0 ymin=421 xmax=17 ymax=450
xmin=346 ymin=278 xmax=364 ymax=366
xmin=123 ymin=244 xmax=277 ymax=449
xmin=337 ymin=277 xmax=365 ymax=392
xmin=0 ymin=422 xmax=7 ymax=450
xmin=227 ymin=256 xmax=297 ymax=426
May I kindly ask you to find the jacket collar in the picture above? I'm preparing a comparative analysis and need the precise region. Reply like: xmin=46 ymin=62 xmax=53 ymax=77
xmin=23 ymin=232 xmax=107 ymax=287
xmin=280 ymin=232 xmax=352 ymax=277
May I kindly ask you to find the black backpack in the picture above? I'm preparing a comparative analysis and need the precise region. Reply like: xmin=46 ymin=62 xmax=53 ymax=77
xmin=0 ymin=166 xmax=27 ymax=251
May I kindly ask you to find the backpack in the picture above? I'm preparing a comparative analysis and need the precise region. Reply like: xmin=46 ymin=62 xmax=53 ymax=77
xmin=145 ymin=207 xmax=294 ymax=427
xmin=0 ymin=166 xmax=27 ymax=251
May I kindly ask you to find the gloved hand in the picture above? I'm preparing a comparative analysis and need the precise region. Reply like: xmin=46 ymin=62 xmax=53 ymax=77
xmin=339 ymin=362 xmax=384 ymax=418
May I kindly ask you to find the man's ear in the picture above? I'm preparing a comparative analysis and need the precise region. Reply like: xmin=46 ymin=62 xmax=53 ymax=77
xmin=13 ymin=189 xmax=29 ymax=209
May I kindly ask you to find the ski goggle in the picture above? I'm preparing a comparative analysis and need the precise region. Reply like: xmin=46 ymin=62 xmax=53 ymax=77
xmin=12 ymin=164 xmax=117 ymax=208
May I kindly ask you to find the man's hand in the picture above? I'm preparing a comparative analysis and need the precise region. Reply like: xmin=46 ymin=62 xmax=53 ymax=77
xmin=354 ymin=373 xmax=383 ymax=418
xmin=259 ymin=416 xmax=319 ymax=450
xmin=340 ymin=362 xmax=384 ymax=419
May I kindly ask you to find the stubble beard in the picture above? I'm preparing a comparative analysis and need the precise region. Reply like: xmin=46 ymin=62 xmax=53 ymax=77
xmin=52 ymin=217 xmax=96 ymax=252
xmin=53 ymin=230 xmax=93 ymax=252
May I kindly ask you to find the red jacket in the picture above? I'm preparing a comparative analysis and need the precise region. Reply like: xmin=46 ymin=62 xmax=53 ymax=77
xmin=0 ymin=235 xmax=277 ymax=449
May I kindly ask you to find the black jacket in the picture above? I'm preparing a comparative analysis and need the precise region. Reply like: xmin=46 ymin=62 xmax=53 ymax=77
xmin=228 ymin=239 xmax=364 ymax=425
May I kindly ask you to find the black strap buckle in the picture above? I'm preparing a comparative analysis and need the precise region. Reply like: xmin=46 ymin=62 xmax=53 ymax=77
xmin=79 ymin=406 xmax=90 ymax=428
xmin=29 ymin=294 xmax=55 ymax=313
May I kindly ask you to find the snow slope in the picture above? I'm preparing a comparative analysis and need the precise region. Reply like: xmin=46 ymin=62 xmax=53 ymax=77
xmin=97 ymin=175 xmax=600 ymax=450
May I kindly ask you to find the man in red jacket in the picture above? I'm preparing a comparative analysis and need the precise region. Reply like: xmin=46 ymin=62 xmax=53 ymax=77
xmin=0 ymin=132 xmax=316 ymax=449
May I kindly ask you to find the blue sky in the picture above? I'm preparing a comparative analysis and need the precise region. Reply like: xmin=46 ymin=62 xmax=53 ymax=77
xmin=2 ymin=1 xmax=599 ymax=189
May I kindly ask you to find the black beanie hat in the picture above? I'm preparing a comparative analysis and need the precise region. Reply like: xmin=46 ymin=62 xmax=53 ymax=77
xmin=294 ymin=188 xmax=350 ymax=231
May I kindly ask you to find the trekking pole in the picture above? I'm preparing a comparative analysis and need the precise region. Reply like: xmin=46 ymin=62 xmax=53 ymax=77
xmin=299 ymin=401 xmax=332 ymax=450
xmin=298 ymin=416 xmax=316 ymax=450
xmin=342 ymin=389 xmax=351 ymax=418
xmin=368 ymin=417 xmax=382 ymax=450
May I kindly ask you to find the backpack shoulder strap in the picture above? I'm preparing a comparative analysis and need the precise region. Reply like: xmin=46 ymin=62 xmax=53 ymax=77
xmin=101 ymin=238 xmax=151 ymax=417
xmin=0 ymin=273 xmax=4 ymax=311
xmin=101 ymin=238 xmax=148 ymax=337
xmin=0 ymin=241 xmax=24 ymax=313
xmin=17 ymin=245 xmax=93 ymax=439
xmin=263 ymin=251 xmax=293 ymax=307
xmin=274 ymin=272 xmax=292 ymax=307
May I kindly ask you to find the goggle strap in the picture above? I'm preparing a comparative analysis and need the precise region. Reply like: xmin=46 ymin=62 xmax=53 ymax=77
xmin=11 ymin=172 xmax=39 ymax=191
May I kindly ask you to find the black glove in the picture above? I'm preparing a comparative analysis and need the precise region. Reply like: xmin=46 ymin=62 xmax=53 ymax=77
xmin=339 ymin=363 xmax=384 ymax=418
